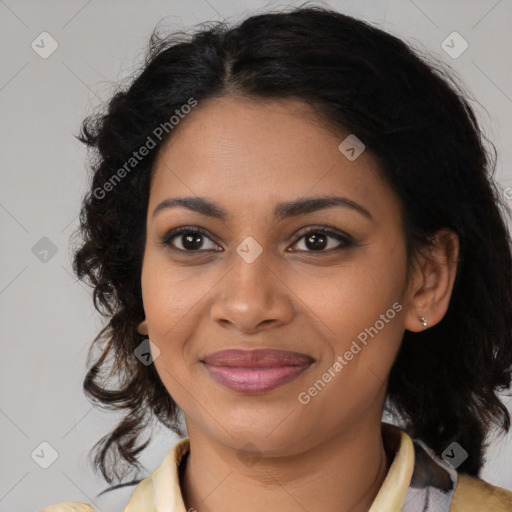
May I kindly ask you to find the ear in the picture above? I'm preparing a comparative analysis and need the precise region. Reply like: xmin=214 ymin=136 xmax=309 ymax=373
xmin=137 ymin=318 xmax=149 ymax=336
xmin=403 ymin=228 xmax=459 ymax=332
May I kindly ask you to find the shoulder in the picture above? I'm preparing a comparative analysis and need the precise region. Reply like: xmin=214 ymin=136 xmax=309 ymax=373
xmin=450 ymin=473 xmax=512 ymax=511
xmin=39 ymin=478 xmax=145 ymax=512
xmin=38 ymin=502 xmax=96 ymax=511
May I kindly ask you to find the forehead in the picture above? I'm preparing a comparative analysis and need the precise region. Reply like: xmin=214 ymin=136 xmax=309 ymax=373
xmin=149 ymin=96 xmax=399 ymax=223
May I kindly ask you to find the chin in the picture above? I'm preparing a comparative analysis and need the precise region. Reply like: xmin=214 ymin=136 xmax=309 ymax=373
xmin=210 ymin=418 xmax=307 ymax=455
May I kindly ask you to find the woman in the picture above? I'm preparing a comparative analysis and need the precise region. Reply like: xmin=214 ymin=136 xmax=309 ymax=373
xmin=41 ymin=5 xmax=512 ymax=511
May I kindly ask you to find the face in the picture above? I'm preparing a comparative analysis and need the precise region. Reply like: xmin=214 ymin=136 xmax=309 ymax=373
xmin=137 ymin=95 xmax=413 ymax=455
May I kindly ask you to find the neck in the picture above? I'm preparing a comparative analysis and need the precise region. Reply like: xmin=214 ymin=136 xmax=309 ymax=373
xmin=181 ymin=420 xmax=391 ymax=512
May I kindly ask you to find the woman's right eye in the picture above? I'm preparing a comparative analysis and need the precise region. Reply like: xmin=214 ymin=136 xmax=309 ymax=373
xmin=161 ymin=227 xmax=221 ymax=253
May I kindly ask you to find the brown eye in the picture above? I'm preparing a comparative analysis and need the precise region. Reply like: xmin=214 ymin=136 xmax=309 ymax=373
xmin=162 ymin=227 xmax=221 ymax=252
xmin=290 ymin=228 xmax=354 ymax=252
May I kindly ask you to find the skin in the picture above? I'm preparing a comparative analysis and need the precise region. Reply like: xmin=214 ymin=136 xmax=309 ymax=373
xmin=137 ymin=95 xmax=459 ymax=512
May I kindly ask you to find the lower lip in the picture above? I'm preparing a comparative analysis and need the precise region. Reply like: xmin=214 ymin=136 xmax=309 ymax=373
xmin=203 ymin=363 xmax=312 ymax=393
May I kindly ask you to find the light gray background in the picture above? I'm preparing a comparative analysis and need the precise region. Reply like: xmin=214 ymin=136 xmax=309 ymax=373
xmin=1 ymin=1 xmax=511 ymax=511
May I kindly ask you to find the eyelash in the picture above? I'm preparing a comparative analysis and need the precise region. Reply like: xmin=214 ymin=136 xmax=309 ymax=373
xmin=160 ymin=225 xmax=355 ymax=255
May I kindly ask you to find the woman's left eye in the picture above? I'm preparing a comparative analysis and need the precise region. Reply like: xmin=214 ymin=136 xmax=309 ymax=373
xmin=290 ymin=228 xmax=354 ymax=252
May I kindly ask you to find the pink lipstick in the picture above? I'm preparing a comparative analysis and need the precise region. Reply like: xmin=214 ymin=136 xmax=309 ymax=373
xmin=202 ymin=348 xmax=314 ymax=394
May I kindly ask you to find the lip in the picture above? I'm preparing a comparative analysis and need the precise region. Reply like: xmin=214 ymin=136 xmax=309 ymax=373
xmin=201 ymin=349 xmax=314 ymax=394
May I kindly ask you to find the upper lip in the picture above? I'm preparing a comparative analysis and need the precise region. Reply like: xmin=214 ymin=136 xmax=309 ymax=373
xmin=202 ymin=348 xmax=314 ymax=368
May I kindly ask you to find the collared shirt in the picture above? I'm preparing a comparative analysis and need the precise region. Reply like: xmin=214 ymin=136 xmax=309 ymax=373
xmin=40 ymin=423 xmax=512 ymax=512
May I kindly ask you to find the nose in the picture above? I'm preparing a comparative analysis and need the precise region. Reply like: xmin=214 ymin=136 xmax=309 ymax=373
xmin=210 ymin=248 xmax=295 ymax=334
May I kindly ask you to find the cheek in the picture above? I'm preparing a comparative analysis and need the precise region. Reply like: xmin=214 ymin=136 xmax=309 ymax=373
xmin=295 ymin=286 xmax=404 ymax=438
xmin=143 ymin=266 xmax=204 ymax=408
xmin=139 ymin=259 xmax=204 ymax=401
xmin=294 ymin=244 xmax=406 ymax=388
xmin=297 ymin=259 xmax=404 ymax=345
xmin=140 ymin=251 xmax=212 ymax=340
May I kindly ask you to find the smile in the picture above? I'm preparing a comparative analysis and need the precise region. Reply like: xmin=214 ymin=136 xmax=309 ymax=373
xmin=201 ymin=348 xmax=314 ymax=394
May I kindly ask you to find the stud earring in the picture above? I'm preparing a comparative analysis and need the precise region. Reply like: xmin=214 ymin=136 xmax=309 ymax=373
xmin=419 ymin=316 xmax=427 ymax=328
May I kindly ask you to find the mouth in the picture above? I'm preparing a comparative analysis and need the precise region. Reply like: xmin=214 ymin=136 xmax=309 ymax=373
xmin=201 ymin=348 xmax=314 ymax=394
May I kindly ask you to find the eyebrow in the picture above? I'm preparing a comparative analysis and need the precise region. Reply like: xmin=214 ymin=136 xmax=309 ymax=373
xmin=152 ymin=195 xmax=373 ymax=221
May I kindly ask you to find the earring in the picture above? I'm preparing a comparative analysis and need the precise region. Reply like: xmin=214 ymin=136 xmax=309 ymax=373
xmin=419 ymin=316 xmax=427 ymax=328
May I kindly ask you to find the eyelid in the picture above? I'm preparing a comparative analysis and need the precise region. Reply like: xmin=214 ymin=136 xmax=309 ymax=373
xmin=290 ymin=225 xmax=352 ymax=242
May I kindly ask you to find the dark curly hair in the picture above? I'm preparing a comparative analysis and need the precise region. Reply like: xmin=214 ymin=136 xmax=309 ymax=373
xmin=71 ymin=3 xmax=512 ymax=484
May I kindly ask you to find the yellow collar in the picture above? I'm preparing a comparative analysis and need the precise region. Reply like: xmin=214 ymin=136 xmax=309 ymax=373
xmin=124 ymin=422 xmax=415 ymax=512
